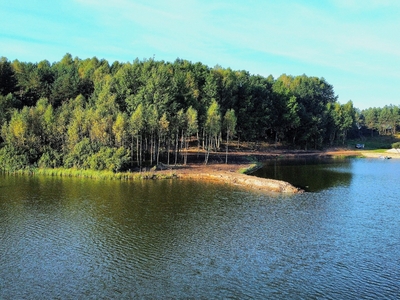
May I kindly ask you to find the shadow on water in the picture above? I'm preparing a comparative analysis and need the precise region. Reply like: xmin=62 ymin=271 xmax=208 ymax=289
xmin=251 ymin=157 xmax=353 ymax=192
xmin=1 ymin=160 xmax=400 ymax=299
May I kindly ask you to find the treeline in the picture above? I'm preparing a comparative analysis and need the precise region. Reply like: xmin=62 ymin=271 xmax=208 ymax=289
xmin=360 ymin=105 xmax=400 ymax=136
xmin=0 ymin=54 xmax=398 ymax=172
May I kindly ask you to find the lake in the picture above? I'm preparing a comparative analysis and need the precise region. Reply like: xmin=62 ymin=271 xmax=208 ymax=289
xmin=1 ymin=157 xmax=400 ymax=299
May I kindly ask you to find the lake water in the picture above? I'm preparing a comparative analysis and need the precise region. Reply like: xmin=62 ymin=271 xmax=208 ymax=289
xmin=1 ymin=157 xmax=400 ymax=299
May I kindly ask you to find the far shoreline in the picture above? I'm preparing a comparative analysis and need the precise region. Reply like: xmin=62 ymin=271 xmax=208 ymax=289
xmin=2 ymin=148 xmax=399 ymax=194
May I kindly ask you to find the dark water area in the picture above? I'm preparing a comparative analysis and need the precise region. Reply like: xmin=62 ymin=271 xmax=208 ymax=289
xmin=251 ymin=157 xmax=354 ymax=192
xmin=1 ymin=157 xmax=400 ymax=299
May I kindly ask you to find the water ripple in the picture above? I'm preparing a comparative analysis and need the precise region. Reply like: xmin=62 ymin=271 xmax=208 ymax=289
xmin=1 ymin=164 xmax=400 ymax=299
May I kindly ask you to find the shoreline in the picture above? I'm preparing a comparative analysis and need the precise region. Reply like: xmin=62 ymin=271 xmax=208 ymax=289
xmin=2 ymin=149 xmax=399 ymax=194
xmin=150 ymin=148 xmax=400 ymax=194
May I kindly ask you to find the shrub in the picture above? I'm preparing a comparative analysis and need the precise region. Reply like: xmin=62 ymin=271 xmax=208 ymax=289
xmin=0 ymin=145 xmax=30 ymax=172
xmin=38 ymin=147 xmax=63 ymax=168
xmin=392 ymin=142 xmax=400 ymax=149
xmin=88 ymin=147 xmax=130 ymax=172
xmin=63 ymin=138 xmax=96 ymax=169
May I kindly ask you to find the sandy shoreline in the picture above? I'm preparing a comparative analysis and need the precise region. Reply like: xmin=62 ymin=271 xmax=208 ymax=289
xmin=7 ymin=148 xmax=396 ymax=194
xmin=152 ymin=148 xmax=400 ymax=194
xmin=169 ymin=164 xmax=302 ymax=193
xmin=359 ymin=150 xmax=400 ymax=159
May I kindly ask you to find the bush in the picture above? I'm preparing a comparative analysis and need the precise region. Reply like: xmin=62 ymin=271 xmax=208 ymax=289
xmin=63 ymin=138 xmax=96 ymax=169
xmin=88 ymin=147 xmax=130 ymax=172
xmin=392 ymin=142 xmax=400 ymax=149
xmin=38 ymin=147 xmax=63 ymax=168
xmin=0 ymin=145 xmax=30 ymax=172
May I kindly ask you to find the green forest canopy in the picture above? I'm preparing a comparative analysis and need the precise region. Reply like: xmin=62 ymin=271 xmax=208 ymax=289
xmin=1 ymin=54 xmax=399 ymax=172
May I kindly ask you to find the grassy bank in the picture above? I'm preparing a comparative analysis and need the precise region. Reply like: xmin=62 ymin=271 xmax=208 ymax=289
xmin=346 ymin=134 xmax=400 ymax=150
xmin=2 ymin=167 xmax=178 ymax=181
xmin=237 ymin=155 xmax=264 ymax=174
xmin=238 ymin=162 xmax=263 ymax=174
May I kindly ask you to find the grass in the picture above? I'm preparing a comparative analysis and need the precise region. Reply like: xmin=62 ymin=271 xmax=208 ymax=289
xmin=364 ymin=149 xmax=389 ymax=154
xmin=238 ymin=163 xmax=258 ymax=174
xmin=346 ymin=134 xmax=399 ymax=150
xmin=238 ymin=155 xmax=264 ymax=174
xmin=4 ymin=167 xmax=178 ymax=181
xmin=330 ymin=153 xmax=364 ymax=159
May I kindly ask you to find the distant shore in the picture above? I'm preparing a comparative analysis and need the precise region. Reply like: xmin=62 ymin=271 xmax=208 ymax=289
xmin=154 ymin=148 xmax=400 ymax=193
xmin=3 ymin=148 xmax=398 ymax=194
xmin=358 ymin=149 xmax=400 ymax=159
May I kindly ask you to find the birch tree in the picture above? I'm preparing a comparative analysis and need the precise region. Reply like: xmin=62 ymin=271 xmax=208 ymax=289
xmin=184 ymin=106 xmax=198 ymax=165
xmin=223 ymin=109 xmax=236 ymax=164
xmin=204 ymin=99 xmax=221 ymax=164
xmin=129 ymin=104 xmax=144 ymax=167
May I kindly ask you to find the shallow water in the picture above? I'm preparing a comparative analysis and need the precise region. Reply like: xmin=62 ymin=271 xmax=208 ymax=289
xmin=1 ymin=158 xmax=400 ymax=299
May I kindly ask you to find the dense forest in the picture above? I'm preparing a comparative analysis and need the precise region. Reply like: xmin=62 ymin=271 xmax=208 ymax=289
xmin=1 ymin=54 xmax=399 ymax=172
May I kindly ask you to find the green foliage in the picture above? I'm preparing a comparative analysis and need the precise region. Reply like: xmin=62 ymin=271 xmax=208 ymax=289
xmin=88 ymin=147 xmax=130 ymax=172
xmin=223 ymin=109 xmax=237 ymax=163
xmin=1 ymin=54 xmax=398 ymax=173
xmin=64 ymin=138 xmax=96 ymax=169
xmin=361 ymin=105 xmax=400 ymax=136
xmin=205 ymin=99 xmax=221 ymax=138
xmin=223 ymin=109 xmax=237 ymax=136
xmin=38 ymin=147 xmax=63 ymax=169
xmin=0 ymin=57 xmax=17 ymax=96
xmin=347 ymin=135 xmax=398 ymax=150
xmin=0 ymin=145 xmax=30 ymax=172
xmin=0 ymin=93 xmax=19 ymax=127
xmin=392 ymin=142 xmax=400 ymax=149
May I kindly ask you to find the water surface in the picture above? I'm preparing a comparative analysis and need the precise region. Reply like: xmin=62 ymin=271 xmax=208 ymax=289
xmin=1 ymin=158 xmax=400 ymax=299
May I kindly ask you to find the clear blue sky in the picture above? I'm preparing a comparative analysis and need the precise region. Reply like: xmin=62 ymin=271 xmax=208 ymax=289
xmin=1 ymin=0 xmax=399 ymax=110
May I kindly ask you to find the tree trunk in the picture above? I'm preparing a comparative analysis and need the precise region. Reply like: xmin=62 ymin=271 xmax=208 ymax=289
xmin=136 ymin=135 xmax=139 ymax=167
xmin=180 ymin=129 xmax=184 ymax=152
xmin=150 ymin=134 xmax=153 ymax=166
xmin=156 ymin=134 xmax=161 ymax=166
xmin=197 ymin=131 xmax=200 ymax=158
xmin=167 ymin=137 xmax=170 ymax=166
xmin=202 ymin=129 xmax=205 ymax=150
xmin=174 ymin=131 xmax=179 ymax=166
xmin=184 ymin=135 xmax=188 ymax=165
xmin=138 ymin=135 xmax=142 ymax=170
xmin=225 ymin=131 xmax=229 ymax=164
xmin=131 ymin=136 xmax=134 ymax=163
xmin=153 ymin=134 xmax=156 ymax=163
xmin=204 ymin=135 xmax=209 ymax=164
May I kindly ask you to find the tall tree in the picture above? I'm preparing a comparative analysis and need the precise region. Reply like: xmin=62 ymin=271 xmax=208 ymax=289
xmin=50 ymin=54 xmax=81 ymax=107
xmin=172 ymin=109 xmax=186 ymax=165
xmin=0 ymin=93 xmax=19 ymax=128
xmin=184 ymin=106 xmax=198 ymax=165
xmin=113 ymin=112 xmax=128 ymax=148
xmin=157 ymin=112 xmax=169 ymax=165
xmin=129 ymin=104 xmax=144 ymax=167
xmin=339 ymin=101 xmax=355 ymax=144
xmin=223 ymin=109 xmax=236 ymax=164
xmin=0 ymin=57 xmax=17 ymax=96
xmin=204 ymin=99 xmax=221 ymax=164
xmin=146 ymin=105 xmax=159 ymax=165
xmin=363 ymin=108 xmax=378 ymax=137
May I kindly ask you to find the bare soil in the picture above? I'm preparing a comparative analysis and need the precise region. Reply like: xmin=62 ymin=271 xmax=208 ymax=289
xmin=151 ymin=148 xmax=369 ymax=194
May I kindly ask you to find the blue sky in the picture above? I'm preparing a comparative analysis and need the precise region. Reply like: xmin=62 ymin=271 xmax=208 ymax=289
xmin=1 ymin=0 xmax=399 ymax=110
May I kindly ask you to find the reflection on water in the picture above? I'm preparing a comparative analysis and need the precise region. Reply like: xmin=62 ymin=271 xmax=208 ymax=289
xmin=1 ymin=158 xmax=400 ymax=299
xmin=251 ymin=157 xmax=353 ymax=191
